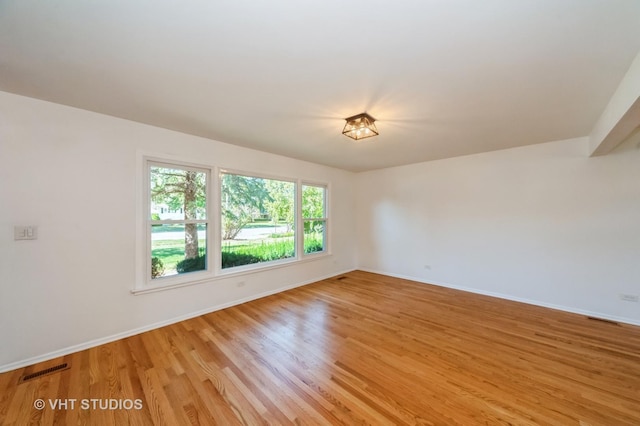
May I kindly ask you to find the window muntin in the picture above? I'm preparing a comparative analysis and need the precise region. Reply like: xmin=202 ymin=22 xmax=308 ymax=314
xmin=220 ymin=172 xmax=296 ymax=269
xmin=302 ymin=184 xmax=327 ymax=254
xmin=149 ymin=163 xmax=208 ymax=280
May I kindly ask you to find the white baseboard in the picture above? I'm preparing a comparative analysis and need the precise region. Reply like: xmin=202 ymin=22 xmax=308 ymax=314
xmin=0 ymin=268 xmax=355 ymax=374
xmin=358 ymin=268 xmax=640 ymax=327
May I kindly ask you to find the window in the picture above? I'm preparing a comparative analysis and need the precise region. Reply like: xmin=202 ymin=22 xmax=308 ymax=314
xmin=302 ymin=184 xmax=327 ymax=254
xmin=138 ymin=157 xmax=329 ymax=292
xmin=220 ymin=172 xmax=296 ymax=269
xmin=148 ymin=162 xmax=209 ymax=280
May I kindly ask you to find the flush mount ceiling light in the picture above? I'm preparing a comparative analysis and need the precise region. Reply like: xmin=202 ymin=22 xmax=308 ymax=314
xmin=342 ymin=112 xmax=378 ymax=140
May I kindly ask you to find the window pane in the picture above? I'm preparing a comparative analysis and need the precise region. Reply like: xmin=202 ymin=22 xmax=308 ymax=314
xmin=151 ymin=224 xmax=207 ymax=278
xmin=150 ymin=166 xmax=207 ymax=220
xmin=304 ymin=220 xmax=325 ymax=254
xmin=302 ymin=185 xmax=325 ymax=219
xmin=221 ymin=173 xmax=295 ymax=269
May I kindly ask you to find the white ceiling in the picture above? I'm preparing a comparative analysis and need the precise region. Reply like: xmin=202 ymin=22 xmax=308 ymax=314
xmin=1 ymin=1 xmax=639 ymax=172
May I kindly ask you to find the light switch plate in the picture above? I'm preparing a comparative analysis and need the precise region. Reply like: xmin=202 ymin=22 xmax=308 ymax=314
xmin=14 ymin=226 xmax=38 ymax=240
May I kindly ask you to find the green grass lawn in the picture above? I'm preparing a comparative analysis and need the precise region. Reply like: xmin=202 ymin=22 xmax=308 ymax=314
xmin=151 ymin=231 xmax=323 ymax=277
xmin=151 ymin=239 xmax=207 ymax=275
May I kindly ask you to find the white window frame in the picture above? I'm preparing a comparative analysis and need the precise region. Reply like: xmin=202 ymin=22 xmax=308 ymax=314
xmin=137 ymin=157 xmax=214 ymax=292
xmin=134 ymin=155 xmax=330 ymax=294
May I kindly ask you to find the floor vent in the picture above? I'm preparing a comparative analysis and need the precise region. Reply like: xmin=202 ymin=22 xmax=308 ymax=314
xmin=21 ymin=363 xmax=69 ymax=383
xmin=587 ymin=316 xmax=619 ymax=325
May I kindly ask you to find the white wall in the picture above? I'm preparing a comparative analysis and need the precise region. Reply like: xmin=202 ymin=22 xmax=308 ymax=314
xmin=0 ymin=91 xmax=357 ymax=371
xmin=356 ymin=136 xmax=640 ymax=325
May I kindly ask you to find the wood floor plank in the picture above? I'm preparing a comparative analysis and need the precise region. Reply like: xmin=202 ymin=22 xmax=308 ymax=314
xmin=1 ymin=270 xmax=640 ymax=425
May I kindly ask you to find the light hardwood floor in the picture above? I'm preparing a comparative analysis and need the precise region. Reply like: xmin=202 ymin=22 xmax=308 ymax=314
xmin=1 ymin=271 xmax=640 ymax=425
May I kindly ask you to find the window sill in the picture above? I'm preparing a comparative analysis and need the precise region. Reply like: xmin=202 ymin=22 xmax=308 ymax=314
xmin=131 ymin=271 xmax=215 ymax=295
xmin=132 ymin=251 xmax=331 ymax=295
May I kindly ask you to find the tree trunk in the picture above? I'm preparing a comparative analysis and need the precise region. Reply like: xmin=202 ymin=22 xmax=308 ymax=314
xmin=184 ymin=171 xmax=199 ymax=259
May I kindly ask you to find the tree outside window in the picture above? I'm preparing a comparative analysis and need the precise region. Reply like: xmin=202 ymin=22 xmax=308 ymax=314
xmin=149 ymin=163 xmax=208 ymax=279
